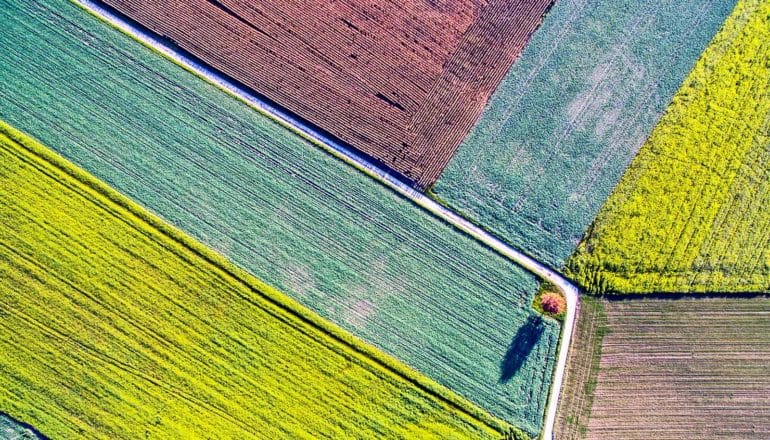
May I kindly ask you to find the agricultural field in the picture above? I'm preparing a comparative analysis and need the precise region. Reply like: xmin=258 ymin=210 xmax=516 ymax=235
xmin=5 ymin=0 xmax=767 ymax=437
xmin=0 ymin=123 xmax=507 ymax=439
xmin=97 ymin=0 xmax=554 ymax=188
xmin=556 ymin=296 xmax=770 ymax=439
xmin=554 ymin=2 xmax=770 ymax=438
xmin=0 ymin=0 xmax=559 ymax=435
xmin=432 ymin=0 xmax=736 ymax=268
xmin=568 ymin=0 xmax=770 ymax=294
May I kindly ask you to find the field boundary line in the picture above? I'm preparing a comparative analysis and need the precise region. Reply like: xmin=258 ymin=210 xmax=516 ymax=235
xmin=70 ymin=3 xmax=580 ymax=438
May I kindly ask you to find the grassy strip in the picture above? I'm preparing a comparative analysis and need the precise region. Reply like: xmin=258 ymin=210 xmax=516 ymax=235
xmin=567 ymin=0 xmax=770 ymax=294
xmin=0 ymin=121 xmax=517 ymax=438
xmin=553 ymin=297 xmax=608 ymax=439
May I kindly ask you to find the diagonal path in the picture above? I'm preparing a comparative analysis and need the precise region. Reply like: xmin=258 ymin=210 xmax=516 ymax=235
xmin=75 ymin=2 xmax=579 ymax=438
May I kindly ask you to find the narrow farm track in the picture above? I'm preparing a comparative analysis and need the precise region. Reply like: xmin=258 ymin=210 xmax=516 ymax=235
xmin=75 ymin=1 xmax=579 ymax=438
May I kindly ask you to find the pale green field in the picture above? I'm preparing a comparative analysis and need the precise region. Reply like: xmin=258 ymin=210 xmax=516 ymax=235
xmin=433 ymin=0 xmax=735 ymax=269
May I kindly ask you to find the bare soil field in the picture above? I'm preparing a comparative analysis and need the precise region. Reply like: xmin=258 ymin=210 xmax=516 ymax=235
xmin=557 ymin=296 xmax=770 ymax=439
xmin=555 ymin=297 xmax=607 ymax=439
xmin=98 ymin=0 xmax=552 ymax=188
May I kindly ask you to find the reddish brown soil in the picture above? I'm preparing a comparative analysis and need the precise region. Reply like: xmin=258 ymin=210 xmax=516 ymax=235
xmin=99 ymin=0 xmax=552 ymax=188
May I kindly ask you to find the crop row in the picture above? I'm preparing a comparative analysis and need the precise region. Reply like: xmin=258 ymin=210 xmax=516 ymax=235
xmin=0 ymin=0 xmax=558 ymax=434
xmin=588 ymin=297 xmax=770 ymax=439
xmin=432 ymin=0 xmax=736 ymax=268
xmin=568 ymin=0 xmax=770 ymax=294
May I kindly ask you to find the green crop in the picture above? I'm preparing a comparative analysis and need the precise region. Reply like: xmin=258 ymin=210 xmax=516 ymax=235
xmin=0 ymin=413 xmax=41 ymax=440
xmin=432 ymin=0 xmax=736 ymax=268
xmin=568 ymin=0 xmax=770 ymax=294
xmin=0 ymin=122 xmax=513 ymax=439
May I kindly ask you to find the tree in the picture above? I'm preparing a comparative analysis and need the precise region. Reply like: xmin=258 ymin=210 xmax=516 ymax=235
xmin=540 ymin=292 xmax=565 ymax=315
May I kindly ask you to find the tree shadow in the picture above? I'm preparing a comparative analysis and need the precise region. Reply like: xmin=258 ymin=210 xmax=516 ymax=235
xmin=499 ymin=315 xmax=545 ymax=383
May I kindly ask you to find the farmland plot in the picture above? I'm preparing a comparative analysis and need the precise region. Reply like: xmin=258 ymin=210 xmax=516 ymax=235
xmin=0 ymin=0 xmax=558 ymax=434
xmin=96 ymin=0 xmax=554 ymax=188
xmin=0 ymin=123 xmax=505 ymax=439
xmin=569 ymin=0 xmax=770 ymax=294
xmin=562 ymin=296 xmax=770 ymax=440
xmin=432 ymin=0 xmax=736 ymax=268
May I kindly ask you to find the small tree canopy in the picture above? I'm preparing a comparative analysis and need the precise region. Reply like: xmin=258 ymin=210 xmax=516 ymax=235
xmin=540 ymin=292 xmax=566 ymax=315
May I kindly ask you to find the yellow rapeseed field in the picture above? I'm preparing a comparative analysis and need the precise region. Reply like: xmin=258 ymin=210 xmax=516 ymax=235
xmin=0 ymin=121 xmax=507 ymax=439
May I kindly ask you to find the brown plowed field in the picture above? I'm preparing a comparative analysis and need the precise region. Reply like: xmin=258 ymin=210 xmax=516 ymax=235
xmin=557 ymin=296 xmax=770 ymax=439
xmin=99 ymin=0 xmax=552 ymax=188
